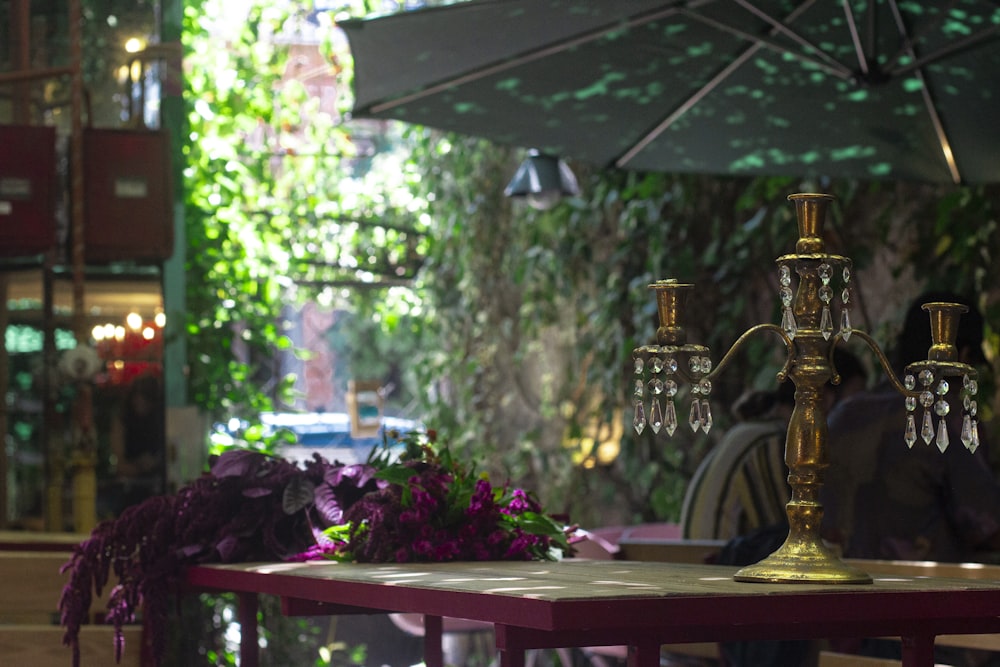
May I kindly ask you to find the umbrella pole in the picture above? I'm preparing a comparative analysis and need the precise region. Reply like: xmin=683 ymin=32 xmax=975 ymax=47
xmin=632 ymin=193 xmax=981 ymax=584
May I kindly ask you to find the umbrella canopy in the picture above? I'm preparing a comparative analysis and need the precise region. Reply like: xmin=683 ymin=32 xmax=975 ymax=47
xmin=341 ymin=0 xmax=1000 ymax=184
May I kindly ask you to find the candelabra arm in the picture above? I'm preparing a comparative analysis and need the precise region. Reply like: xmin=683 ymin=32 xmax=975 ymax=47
xmin=707 ymin=323 xmax=795 ymax=384
xmin=834 ymin=330 xmax=913 ymax=396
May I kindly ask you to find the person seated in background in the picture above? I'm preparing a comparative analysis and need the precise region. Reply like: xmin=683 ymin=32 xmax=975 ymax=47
xmin=822 ymin=292 xmax=1000 ymax=563
xmin=823 ymin=293 xmax=1000 ymax=667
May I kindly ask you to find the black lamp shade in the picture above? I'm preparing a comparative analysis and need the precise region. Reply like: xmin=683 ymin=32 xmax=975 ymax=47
xmin=504 ymin=151 xmax=579 ymax=210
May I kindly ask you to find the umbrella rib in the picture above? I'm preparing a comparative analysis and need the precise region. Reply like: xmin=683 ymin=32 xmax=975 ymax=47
xmin=616 ymin=0 xmax=837 ymax=168
xmin=731 ymin=0 xmax=852 ymax=76
xmin=885 ymin=0 xmax=961 ymax=184
xmin=887 ymin=24 xmax=1000 ymax=78
xmin=367 ymin=3 xmax=703 ymax=115
xmin=880 ymin=0 xmax=958 ymax=73
xmin=841 ymin=0 xmax=871 ymax=76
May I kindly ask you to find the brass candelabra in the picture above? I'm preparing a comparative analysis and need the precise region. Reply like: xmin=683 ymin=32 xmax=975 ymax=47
xmin=632 ymin=193 xmax=982 ymax=584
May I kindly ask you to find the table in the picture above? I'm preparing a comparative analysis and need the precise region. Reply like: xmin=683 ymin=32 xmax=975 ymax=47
xmin=186 ymin=559 xmax=1000 ymax=667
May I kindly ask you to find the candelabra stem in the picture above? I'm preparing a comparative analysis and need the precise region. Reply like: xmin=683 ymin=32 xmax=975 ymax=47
xmin=734 ymin=341 xmax=871 ymax=583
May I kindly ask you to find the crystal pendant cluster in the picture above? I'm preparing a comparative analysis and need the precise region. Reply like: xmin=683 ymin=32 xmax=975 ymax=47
xmin=902 ymin=370 xmax=981 ymax=453
xmin=778 ymin=260 xmax=853 ymax=341
xmin=632 ymin=346 xmax=713 ymax=437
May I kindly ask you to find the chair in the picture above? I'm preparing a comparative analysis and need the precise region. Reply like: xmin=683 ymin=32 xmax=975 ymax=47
xmin=679 ymin=420 xmax=789 ymax=541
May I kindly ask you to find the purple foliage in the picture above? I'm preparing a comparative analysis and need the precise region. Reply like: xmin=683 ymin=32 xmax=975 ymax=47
xmin=58 ymin=449 xmax=379 ymax=667
xmin=59 ymin=434 xmax=571 ymax=667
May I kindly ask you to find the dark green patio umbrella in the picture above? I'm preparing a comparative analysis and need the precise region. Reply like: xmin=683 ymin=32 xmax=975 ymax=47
xmin=341 ymin=0 xmax=1000 ymax=184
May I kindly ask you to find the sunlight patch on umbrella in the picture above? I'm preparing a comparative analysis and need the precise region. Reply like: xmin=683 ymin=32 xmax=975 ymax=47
xmin=687 ymin=42 xmax=714 ymax=57
xmin=830 ymin=145 xmax=876 ymax=161
xmin=894 ymin=104 xmax=921 ymax=117
xmin=452 ymin=102 xmax=485 ymax=115
xmin=730 ymin=154 xmax=767 ymax=170
xmin=574 ymin=72 xmax=626 ymax=100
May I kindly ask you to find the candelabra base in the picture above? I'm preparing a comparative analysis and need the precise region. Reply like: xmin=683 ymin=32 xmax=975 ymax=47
xmin=733 ymin=537 xmax=872 ymax=584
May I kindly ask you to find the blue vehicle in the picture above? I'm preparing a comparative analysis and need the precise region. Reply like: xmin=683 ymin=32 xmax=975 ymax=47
xmin=258 ymin=411 xmax=421 ymax=465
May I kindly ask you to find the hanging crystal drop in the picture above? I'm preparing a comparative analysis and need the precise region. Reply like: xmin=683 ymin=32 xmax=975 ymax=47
xmin=781 ymin=307 xmax=797 ymax=339
xmin=779 ymin=264 xmax=791 ymax=286
xmin=650 ymin=356 xmax=664 ymax=374
xmin=921 ymin=411 xmax=935 ymax=445
xmin=970 ymin=421 xmax=980 ymax=454
xmin=934 ymin=399 xmax=950 ymax=417
xmin=905 ymin=395 xmax=916 ymax=412
xmin=936 ymin=420 xmax=950 ymax=453
xmin=633 ymin=400 xmax=646 ymax=435
xmin=701 ymin=399 xmax=713 ymax=434
xmin=689 ymin=356 xmax=701 ymax=374
xmin=961 ymin=414 xmax=974 ymax=449
xmin=688 ymin=398 xmax=702 ymax=433
xmin=649 ymin=398 xmax=663 ymax=434
xmin=839 ymin=307 xmax=852 ymax=341
xmin=818 ymin=263 xmax=832 ymax=284
xmin=919 ymin=369 xmax=934 ymax=386
xmin=634 ymin=378 xmax=644 ymax=399
xmin=633 ymin=356 xmax=644 ymax=375
xmin=664 ymin=399 xmax=678 ymax=436
xmin=779 ymin=286 xmax=793 ymax=307
xmin=904 ymin=414 xmax=917 ymax=448
xmin=904 ymin=374 xmax=916 ymax=391
xmin=664 ymin=356 xmax=678 ymax=374
xmin=842 ymin=265 xmax=851 ymax=283
xmin=936 ymin=379 xmax=949 ymax=395
xmin=820 ymin=305 xmax=833 ymax=340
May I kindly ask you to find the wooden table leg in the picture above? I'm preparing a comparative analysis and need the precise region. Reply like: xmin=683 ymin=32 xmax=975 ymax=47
xmin=238 ymin=592 xmax=259 ymax=667
xmin=423 ymin=615 xmax=444 ymax=667
xmin=627 ymin=642 xmax=660 ymax=667
xmin=900 ymin=635 xmax=935 ymax=667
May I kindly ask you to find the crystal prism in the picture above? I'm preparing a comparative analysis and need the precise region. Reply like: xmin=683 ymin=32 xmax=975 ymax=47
xmin=633 ymin=401 xmax=646 ymax=435
xmin=840 ymin=308 xmax=851 ymax=341
xmin=904 ymin=414 xmax=917 ymax=448
xmin=688 ymin=398 xmax=702 ymax=433
xmin=921 ymin=411 xmax=934 ymax=445
xmin=961 ymin=414 xmax=974 ymax=449
xmin=781 ymin=307 xmax=797 ymax=339
xmin=820 ymin=305 xmax=833 ymax=340
xmin=701 ymin=400 xmax=713 ymax=434
xmin=970 ymin=421 xmax=980 ymax=454
xmin=936 ymin=420 xmax=950 ymax=452
xmin=649 ymin=398 xmax=663 ymax=434
xmin=664 ymin=399 xmax=678 ymax=436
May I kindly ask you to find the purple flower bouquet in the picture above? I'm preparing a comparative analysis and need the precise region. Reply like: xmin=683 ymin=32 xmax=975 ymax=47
xmin=59 ymin=429 xmax=572 ymax=666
